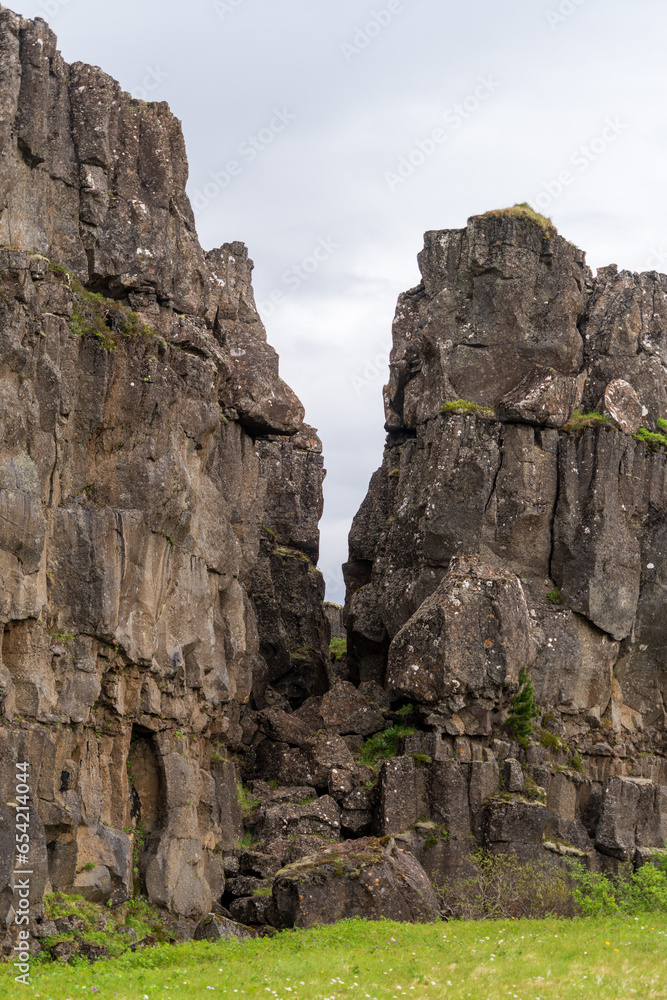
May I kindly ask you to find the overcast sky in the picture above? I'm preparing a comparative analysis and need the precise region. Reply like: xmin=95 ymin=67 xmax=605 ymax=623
xmin=12 ymin=0 xmax=667 ymax=601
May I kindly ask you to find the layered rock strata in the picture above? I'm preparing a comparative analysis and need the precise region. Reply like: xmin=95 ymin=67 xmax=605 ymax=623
xmin=0 ymin=6 xmax=328 ymax=934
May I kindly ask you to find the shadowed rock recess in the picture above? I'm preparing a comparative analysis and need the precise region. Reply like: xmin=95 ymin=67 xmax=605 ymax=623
xmin=0 ymin=10 xmax=666 ymax=955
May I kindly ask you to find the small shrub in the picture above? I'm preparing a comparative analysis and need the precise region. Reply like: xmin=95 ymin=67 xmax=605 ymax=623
xmin=657 ymin=417 xmax=667 ymax=432
xmin=505 ymin=667 xmax=540 ymax=749
xmin=422 ymin=825 xmax=450 ymax=851
xmin=569 ymin=858 xmax=667 ymax=916
xmin=437 ymin=850 xmax=575 ymax=919
xmin=237 ymin=783 xmax=260 ymax=818
xmin=67 ymin=275 xmax=153 ymax=351
xmin=395 ymin=702 xmax=414 ymax=718
xmin=357 ymin=725 xmax=417 ymax=769
xmin=570 ymin=755 xmax=583 ymax=773
xmin=440 ymin=399 xmax=496 ymax=419
xmin=329 ymin=637 xmax=347 ymax=663
xmin=539 ymin=728 xmax=562 ymax=751
xmin=547 ymin=587 xmax=563 ymax=604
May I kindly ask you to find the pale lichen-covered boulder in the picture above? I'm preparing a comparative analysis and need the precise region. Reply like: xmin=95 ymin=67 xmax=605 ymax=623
xmin=386 ymin=557 xmax=533 ymax=721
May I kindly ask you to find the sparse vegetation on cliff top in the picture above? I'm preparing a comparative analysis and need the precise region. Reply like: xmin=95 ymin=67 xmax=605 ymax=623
xmin=476 ymin=202 xmax=558 ymax=239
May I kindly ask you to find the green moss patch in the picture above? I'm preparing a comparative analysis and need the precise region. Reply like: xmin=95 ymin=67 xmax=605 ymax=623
xmin=634 ymin=426 xmax=667 ymax=451
xmin=440 ymin=399 xmax=496 ymax=419
xmin=563 ymin=410 xmax=612 ymax=432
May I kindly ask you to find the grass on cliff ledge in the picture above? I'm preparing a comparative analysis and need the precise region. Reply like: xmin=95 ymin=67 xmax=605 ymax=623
xmin=477 ymin=203 xmax=558 ymax=239
xmin=4 ymin=916 xmax=666 ymax=1000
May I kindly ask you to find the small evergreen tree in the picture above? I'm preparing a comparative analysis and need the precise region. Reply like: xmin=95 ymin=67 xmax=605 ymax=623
xmin=506 ymin=667 xmax=540 ymax=749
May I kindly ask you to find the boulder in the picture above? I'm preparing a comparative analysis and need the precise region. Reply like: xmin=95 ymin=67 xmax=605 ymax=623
xmin=229 ymin=895 xmax=276 ymax=927
xmin=257 ymin=709 xmax=312 ymax=747
xmin=387 ymin=557 xmax=533 ymax=713
xmin=497 ymin=368 xmax=585 ymax=427
xmin=239 ymin=852 xmax=283 ymax=879
xmin=483 ymin=798 xmax=551 ymax=860
xmin=604 ymin=379 xmax=644 ymax=434
xmin=272 ymin=837 xmax=440 ymax=928
xmin=320 ymin=681 xmax=385 ymax=736
xmin=595 ymin=777 xmax=666 ymax=861
xmin=258 ymin=794 xmax=341 ymax=841
xmin=194 ymin=913 xmax=254 ymax=941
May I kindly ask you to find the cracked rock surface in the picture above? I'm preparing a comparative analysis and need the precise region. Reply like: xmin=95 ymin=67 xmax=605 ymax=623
xmin=0 ymin=6 xmax=328 ymax=933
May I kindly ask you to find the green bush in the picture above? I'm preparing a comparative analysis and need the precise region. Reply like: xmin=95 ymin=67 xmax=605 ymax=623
xmin=506 ymin=667 xmax=540 ymax=749
xmin=539 ymin=728 xmax=562 ymax=751
xmin=634 ymin=426 xmax=667 ymax=451
xmin=329 ymin=637 xmax=347 ymax=662
xmin=547 ymin=587 xmax=563 ymax=604
xmin=563 ymin=410 xmax=612 ymax=432
xmin=437 ymin=850 xmax=575 ymax=919
xmin=569 ymin=858 xmax=667 ymax=916
xmin=357 ymin=725 xmax=417 ymax=768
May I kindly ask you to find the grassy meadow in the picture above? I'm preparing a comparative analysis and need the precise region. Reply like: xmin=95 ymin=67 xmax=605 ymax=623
xmin=2 ymin=915 xmax=666 ymax=1000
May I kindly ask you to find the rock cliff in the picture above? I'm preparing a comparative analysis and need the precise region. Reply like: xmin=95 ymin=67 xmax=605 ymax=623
xmin=343 ymin=207 xmax=667 ymax=877
xmin=1 ymin=5 xmax=666 ymax=954
xmin=0 ymin=6 xmax=328 ymax=933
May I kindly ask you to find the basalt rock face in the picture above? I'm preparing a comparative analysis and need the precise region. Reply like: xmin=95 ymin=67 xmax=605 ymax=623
xmin=343 ymin=212 xmax=667 ymax=873
xmin=0 ymin=7 xmax=328 ymax=933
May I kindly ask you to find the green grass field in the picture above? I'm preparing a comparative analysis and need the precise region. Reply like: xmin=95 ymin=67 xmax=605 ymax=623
xmin=2 ymin=916 xmax=666 ymax=1000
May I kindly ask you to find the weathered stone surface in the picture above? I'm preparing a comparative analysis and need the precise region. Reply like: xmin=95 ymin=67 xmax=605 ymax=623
xmin=229 ymin=895 xmax=275 ymax=927
xmin=376 ymin=756 xmax=423 ymax=836
xmin=497 ymin=369 xmax=585 ymax=427
xmin=320 ymin=680 xmax=385 ymax=736
xmin=0 ymin=8 xmax=328 ymax=928
xmin=258 ymin=795 xmax=341 ymax=842
xmin=604 ymin=379 xmax=644 ymax=434
xmin=239 ymin=852 xmax=283 ymax=879
xmin=386 ymin=557 xmax=533 ymax=718
xmin=272 ymin=838 xmax=440 ymax=928
xmin=226 ymin=876 xmax=270 ymax=898
xmin=193 ymin=913 xmax=253 ymax=942
xmin=347 ymin=211 xmax=667 ymax=739
xmin=595 ymin=777 xmax=667 ymax=861
xmin=483 ymin=799 xmax=551 ymax=854
xmin=257 ymin=709 xmax=312 ymax=747
xmin=503 ymin=759 xmax=524 ymax=794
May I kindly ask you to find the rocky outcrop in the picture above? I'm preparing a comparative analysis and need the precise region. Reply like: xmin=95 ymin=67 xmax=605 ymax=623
xmin=346 ymin=210 xmax=667 ymax=733
xmin=2 ymin=5 xmax=666 ymax=949
xmin=343 ymin=208 xmax=667 ymax=878
xmin=0 ymin=6 xmax=328 ymax=937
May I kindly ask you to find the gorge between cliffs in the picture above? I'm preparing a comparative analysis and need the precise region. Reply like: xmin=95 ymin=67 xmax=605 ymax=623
xmin=0 ymin=5 xmax=665 ymax=954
